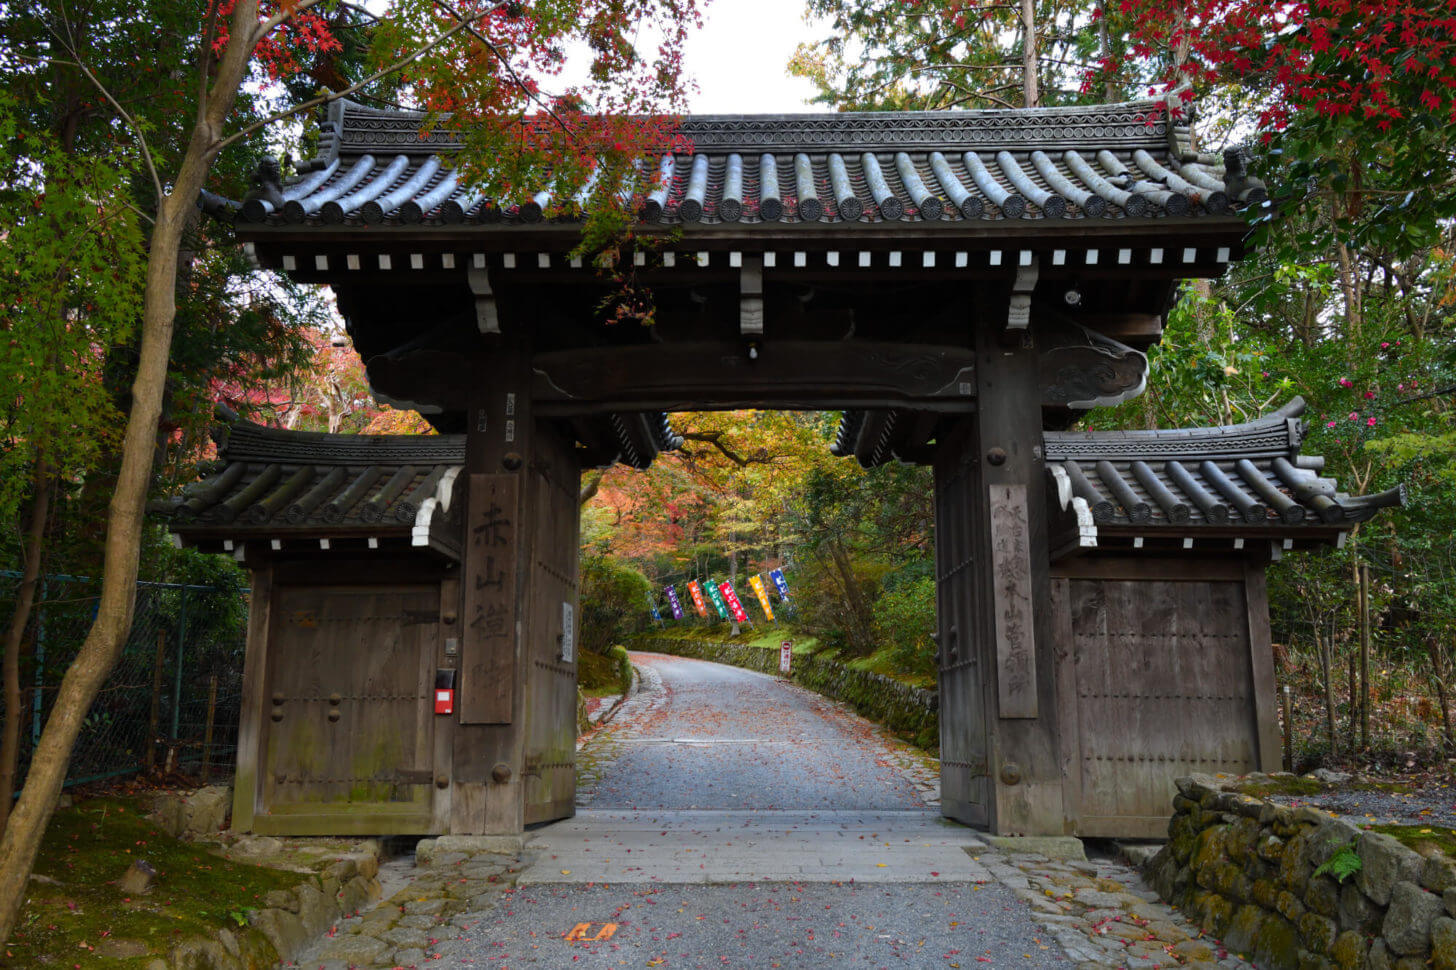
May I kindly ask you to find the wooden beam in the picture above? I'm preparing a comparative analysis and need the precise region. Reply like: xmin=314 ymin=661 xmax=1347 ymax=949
xmin=531 ymin=340 xmax=976 ymax=414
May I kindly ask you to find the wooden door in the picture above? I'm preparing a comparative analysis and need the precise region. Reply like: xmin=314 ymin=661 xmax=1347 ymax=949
xmin=933 ymin=423 xmax=992 ymax=828
xmin=1066 ymin=577 xmax=1259 ymax=837
xmin=257 ymin=585 xmax=439 ymax=835
xmin=522 ymin=427 xmax=581 ymax=825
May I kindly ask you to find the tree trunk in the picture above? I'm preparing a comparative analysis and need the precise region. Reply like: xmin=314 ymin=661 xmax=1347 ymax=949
xmin=1020 ymin=0 xmax=1038 ymax=107
xmin=0 ymin=0 xmax=256 ymax=938
xmin=0 ymin=465 xmax=51 ymax=836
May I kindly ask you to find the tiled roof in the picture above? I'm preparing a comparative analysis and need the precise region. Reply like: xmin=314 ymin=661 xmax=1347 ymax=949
xmin=1043 ymin=398 xmax=1404 ymax=550
xmin=151 ymin=422 xmax=466 ymax=557
xmin=228 ymin=97 xmax=1264 ymax=230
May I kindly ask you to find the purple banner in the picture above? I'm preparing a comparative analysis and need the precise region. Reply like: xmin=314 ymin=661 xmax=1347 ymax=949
xmin=665 ymin=585 xmax=684 ymax=620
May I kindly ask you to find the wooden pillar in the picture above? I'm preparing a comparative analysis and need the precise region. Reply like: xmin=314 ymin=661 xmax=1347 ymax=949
xmin=453 ymin=341 xmax=582 ymax=835
xmin=934 ymin=319 xmax=1066 ymax=836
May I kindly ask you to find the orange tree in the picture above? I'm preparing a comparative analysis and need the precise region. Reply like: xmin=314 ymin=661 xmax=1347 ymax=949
xmin=0 ymin=0 xmax=700 ymax=941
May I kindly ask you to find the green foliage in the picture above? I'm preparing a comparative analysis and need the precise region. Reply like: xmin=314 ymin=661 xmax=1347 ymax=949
xmin=608 ymin=645 xmax=633 ymax=693
xmin=1313 ymin=844 xmax=1362 ymax=883
xmin=0 ymin=94 xmax=145 ymax=530
xmin=872 ymin=574 xmax=938 ymax=681
xmin=579 ymin=553 xmax=653 ymax=656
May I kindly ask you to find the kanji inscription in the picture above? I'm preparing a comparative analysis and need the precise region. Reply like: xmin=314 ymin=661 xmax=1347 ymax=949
xmin=462 ymin=474 xmax=518 ymax=724
xmin=989 ymin=483 xmax=1037 ymax=719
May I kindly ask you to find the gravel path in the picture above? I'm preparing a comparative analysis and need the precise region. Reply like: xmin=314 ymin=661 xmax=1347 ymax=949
xmin=1266 ymin=783 xmax=1456 ymax=828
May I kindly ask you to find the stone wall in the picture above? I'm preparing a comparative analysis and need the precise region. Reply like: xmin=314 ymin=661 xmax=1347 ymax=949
xmin=634 ymin=636 xmax=939 ymax=747
xmin=1145 ymin=774 xmax=1456 ymax=970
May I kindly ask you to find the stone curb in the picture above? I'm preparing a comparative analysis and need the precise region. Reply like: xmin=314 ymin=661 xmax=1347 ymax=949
xmin=294 ymin=841 xmax=522 ymax=969
xmin=138 ymin=840 xmax=384 ymax=970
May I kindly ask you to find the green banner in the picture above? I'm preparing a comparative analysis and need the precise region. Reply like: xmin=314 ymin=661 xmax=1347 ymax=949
xmin=704 ymin=580 xmax=730 ymax=619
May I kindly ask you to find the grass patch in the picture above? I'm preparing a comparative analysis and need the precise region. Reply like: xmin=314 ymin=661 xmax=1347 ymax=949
xmin=845 ymin=646 xmax=936 ymax=690
xmin=1354 ymin=780 xmax=1414 ymax=795
xmin=2 ymin=796 xmax=303 ymax=970
xmin=638 ymin=625 xmax=818 ymax=654
xmin=1368 ymin=824 xmax=1456 ymax=860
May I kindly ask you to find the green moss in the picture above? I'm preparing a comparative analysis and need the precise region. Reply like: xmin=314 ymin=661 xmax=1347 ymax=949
xmin=1236 ymin=777 xmax=1327 ymax=798
xmin=1354 ymin=780 xmax=1413 ymax=794
xmin=1368 ymin=823 xmax=1456 ymax=860
xmin=2 ymin=797 xmax=304 ymax=970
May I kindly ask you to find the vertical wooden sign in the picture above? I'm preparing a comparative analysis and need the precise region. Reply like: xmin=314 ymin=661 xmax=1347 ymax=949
xmin=461 ymin=474 xmax=518 ymax=724
xmin=989 ymin=483 xmax=1038 ymax=718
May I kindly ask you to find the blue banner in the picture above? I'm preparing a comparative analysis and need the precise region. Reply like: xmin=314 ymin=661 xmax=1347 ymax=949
xmin=769 ymin=568 xmax=790 ymax=601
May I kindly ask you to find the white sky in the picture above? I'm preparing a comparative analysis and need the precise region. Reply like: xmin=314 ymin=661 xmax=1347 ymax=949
xmin=680 ymin=0 xmax=822 ymax=114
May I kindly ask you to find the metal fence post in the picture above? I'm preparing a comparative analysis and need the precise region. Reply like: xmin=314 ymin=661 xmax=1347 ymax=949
xmin=31 ymin=575 xmax=46 ymax=747
xmin=171 ymin=587 xmax=188 ymax=739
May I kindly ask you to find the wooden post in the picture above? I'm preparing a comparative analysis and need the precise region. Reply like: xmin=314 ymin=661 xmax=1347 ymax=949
xmin=145 ymin=630 xmax=166 ymax=773
xmin=1359 ymin=562 xmax=1371 ymax=750
xmin=201 ymin=674 xmax=218 ymax=784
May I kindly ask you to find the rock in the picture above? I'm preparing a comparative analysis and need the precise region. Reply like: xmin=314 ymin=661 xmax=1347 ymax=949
xmin=1311 ymin=769 xmax=1351 ymax=784
xmin=170 ymin=937 xmax=242 ymax=970
xmin=1253 ymin=913 xmax=1301 ymax=969
xmin=1306 ymin=875 xmax=1340 ymax=918
xmin=382 ymin=924 xmax=433 ymax=949
xmin=1338 ymin=880 xmax=1384 ymax=935
xmin=118 ymin=859 xmax=158 ymax=895
xmin=1369 ymin=939 xmax=1394 ymax=970
xmin=250 ymin=907 xmax=309 ymax=960
xmin=415 ymin=834 xmax=524 ymax=865
xmin=1299 ymin=912 xmax=1339 ymax=954
xmin=1223 ymin=902 xmax=1265 ymax=954
xmin=180 ymin=785 xmax=230 ymax=839
xmin=1358 ymin=833 xmax=1425 ymax=907
xmin=295 ymin=882 xmax=336 ymax=938
xmin=1330 ymin=929 xmax=1367 ymax=970
xmin=393 ymin=947 xmax=429 ymax=966
xmin=1173 ymin=939 xmax=1217 ymax=962
xmin=1384 ymin=880 xmax=1445 ymax=955
xmin=262 ymin=889 xmax=299 ymax=913
xmin=228 ymin=835 xmax=283 ymax=864
xmin=1425 ymin=856 xmax=1456 ymax=893
xmin=1447 ymin=886 xmax=1456 ymax=917
xmin=1432 ymin=916 xmax=1456 ymax=970
xmin=316 ymin=934 xmax=390 ymax=965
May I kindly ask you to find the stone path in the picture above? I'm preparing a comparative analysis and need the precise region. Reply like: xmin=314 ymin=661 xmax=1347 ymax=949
xmin=288 ymin=655 xmax=1254 ymax=969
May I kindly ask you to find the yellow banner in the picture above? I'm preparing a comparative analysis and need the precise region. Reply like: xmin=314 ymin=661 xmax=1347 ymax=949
xmin=748 ymin=574 xmax=775 ymax=621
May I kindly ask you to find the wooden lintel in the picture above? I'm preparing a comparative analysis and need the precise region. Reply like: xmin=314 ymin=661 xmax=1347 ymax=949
xmin=531 ymin=340 xmax=976 ymax=415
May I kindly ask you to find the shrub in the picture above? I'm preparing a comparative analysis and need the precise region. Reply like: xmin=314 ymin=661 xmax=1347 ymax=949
xmin=873 ymin=573 xmax=937 ymax=680
xmin=579 ymin=554 xmax=653 ymax=656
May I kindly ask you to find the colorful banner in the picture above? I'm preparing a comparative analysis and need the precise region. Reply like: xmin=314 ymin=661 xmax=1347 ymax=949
xmin=748 ymin=574 xmax=775 ymax=621
xmin=704 ymin=581 xmax=730 ymax=619
xmin=647 ymin=592 xmax=662 ymax=623
xmin=769 ymin=568 xmax=790 ymax=601
xmin=718 ymin=581 xmax=750 ymax=624
xmin=665 ymin=585 xmax=684 ymax=620
xmin=686 ymin=580 xmax=709 ymax=617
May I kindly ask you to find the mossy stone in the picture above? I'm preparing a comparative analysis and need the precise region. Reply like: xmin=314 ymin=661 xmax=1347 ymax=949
xmin=1307 ymin=875 xmax=1340 ymax=918
xmin=1432 ymin=917 xmax=1456 ymax=970
xmin=1299 ymin=912 xmax=1339 ymax=954
xmin=1330 ymin=930 xmax=1368 ymax=970
xmin=1251 ymin=912 xmax=1301 ymax=970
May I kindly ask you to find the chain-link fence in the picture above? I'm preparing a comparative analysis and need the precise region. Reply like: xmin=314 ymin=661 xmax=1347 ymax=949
xmin=1 ymin=573 xmax=248 ymax=791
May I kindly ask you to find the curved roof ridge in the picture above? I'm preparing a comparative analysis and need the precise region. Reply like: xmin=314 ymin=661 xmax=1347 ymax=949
xmin=300 ymin=94 xmax=1191 ymax=169
xmin=1043 ymin=398 xmax=1305 ymax=462
xmin=221 ymin=420 xmax=465 ymax=465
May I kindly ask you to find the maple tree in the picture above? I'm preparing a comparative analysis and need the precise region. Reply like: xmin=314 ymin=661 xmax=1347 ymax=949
xmin=0 ymin=0 xmax=700 ymax=943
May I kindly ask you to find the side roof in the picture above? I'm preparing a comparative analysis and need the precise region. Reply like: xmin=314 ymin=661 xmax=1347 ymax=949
xmin=1041 ymin=398 xmax=1405 ymax=556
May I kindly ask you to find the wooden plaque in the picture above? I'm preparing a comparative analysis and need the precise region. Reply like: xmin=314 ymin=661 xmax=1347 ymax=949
xmin=461 ymin=474 xmax=518 ymax=724
xmin=989 ymin=483 xmax=1038 ymax=718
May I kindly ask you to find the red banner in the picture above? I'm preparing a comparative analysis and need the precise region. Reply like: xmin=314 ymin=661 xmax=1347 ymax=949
xmin=718 ymin=581 xmax=749 ymax=624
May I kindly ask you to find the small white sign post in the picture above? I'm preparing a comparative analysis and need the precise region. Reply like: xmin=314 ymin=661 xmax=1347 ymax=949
xmin=779 ymin=640 xmax=793 ymax=676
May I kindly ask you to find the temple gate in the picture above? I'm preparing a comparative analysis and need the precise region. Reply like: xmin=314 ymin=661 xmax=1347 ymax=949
xmin=160 ymin=96 xmax=1402 ymax=839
